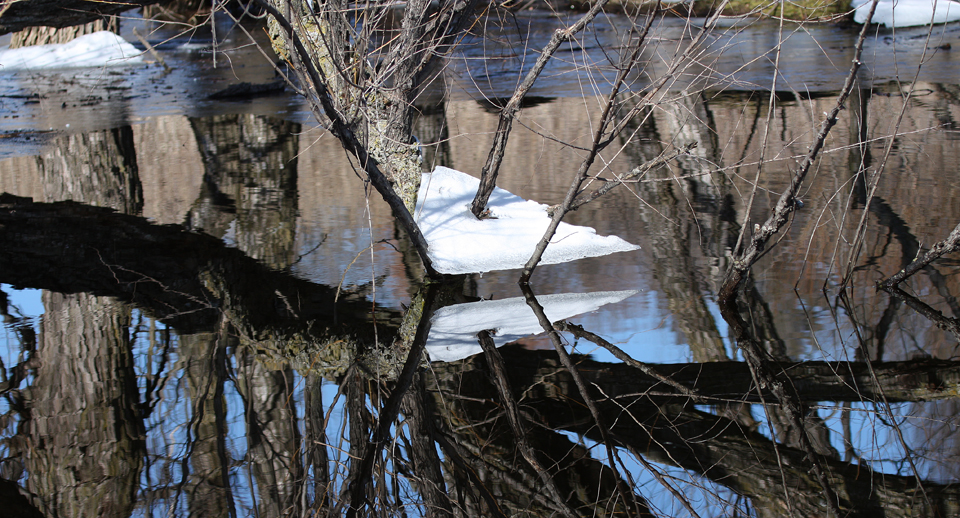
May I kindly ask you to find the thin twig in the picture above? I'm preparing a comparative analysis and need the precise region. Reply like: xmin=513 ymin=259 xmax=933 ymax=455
xmin=879 ymin=220 xmax=960 ymax=289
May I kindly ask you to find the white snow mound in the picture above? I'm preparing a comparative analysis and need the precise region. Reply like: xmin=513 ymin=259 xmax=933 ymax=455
xmin=853 ymin=0 xmax=960 ymax=27
xmin=426 ymin=290 xmax=638 ymax=362
xmin=0 ymin=31 xmax=144 ymax=71
xmin=414 ymin=167 xmax=640 ymax=274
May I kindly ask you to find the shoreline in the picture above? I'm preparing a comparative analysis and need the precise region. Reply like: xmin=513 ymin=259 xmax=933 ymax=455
xmin=528 ymin=0 xmax=853 ymax=22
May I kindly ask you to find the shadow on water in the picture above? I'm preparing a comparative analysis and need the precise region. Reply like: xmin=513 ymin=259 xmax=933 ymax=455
xmin=4 ymin=8 xmax=960 ymax=518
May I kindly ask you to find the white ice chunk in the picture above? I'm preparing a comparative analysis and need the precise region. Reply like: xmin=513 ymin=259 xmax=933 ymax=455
xmin=0 ymin=31 xmax=144 ymax=71
xmin=415 ymin=167 xmax=639 ymax=274
xmin=854 ymin=0 xmax=960 ymax=27
xmin=425 ymin=290 xmax=637 ymax=362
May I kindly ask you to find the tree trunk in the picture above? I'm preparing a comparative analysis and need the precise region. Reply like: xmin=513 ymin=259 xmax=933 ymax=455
xmin=10 ymin=16 xmax=117 ymax=48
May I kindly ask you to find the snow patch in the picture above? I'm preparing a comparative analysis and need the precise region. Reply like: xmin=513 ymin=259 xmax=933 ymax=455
xmin=415 ymin=166 xmax=639 ymax=274
xmin=0 ymin=31 xmax=144 ymax=71
xmin=853 ymin=0 xmax=960 ymax=27
xmin=426 ymin=290 xmax=637 ymax=362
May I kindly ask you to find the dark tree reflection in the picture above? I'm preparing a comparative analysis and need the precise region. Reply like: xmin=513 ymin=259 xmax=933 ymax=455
xmin=15 ymin=291 xmax=145 ymax=518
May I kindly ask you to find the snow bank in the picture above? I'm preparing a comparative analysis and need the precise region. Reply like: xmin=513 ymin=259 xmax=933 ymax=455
xmin=853 ymin=0 xmax=960 ymax=27
xmin=0 ymin=31 xmax=144 ymax=71
xmin=426 ymin=290 xmax=637 ymax=362
xmin=414 ymin=167 xmax=640 ymax=274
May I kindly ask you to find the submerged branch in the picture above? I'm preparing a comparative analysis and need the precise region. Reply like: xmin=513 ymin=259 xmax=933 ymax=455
xmin=880 ymin=285 xmax=960 ymax=341
xmin=518 ymin=17 xmax=650 ymax=283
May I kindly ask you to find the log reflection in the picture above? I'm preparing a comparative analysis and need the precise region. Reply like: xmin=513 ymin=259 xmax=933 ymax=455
xmin=433 ymin=345 xmax=960 ymax=517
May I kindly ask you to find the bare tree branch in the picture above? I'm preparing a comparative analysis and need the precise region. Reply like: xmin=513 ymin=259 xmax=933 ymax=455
xmin=516 ymin=0 xmax=727 ymax=283
xmin=717 ymin=0 xmax=879 ymax=303
xmin=469 ymin=0 xmax=614 ymax=219
xmin=879 ymin=221 xmax=960 ymax=289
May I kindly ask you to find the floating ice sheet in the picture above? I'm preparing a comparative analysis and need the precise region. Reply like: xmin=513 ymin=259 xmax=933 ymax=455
xmin=414 ymin=167 xmax=639 ymax=274
xmin=852 ymin=0 xmax=960 ymax=27
xmin=425 ymin=290 xmax=637 ymax=362
xmin=0 ymin=31 xmax=144 ymax=71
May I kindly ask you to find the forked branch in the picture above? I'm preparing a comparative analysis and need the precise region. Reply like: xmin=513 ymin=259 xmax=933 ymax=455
xmin=878 ymin=221 xmax=960 ymax=289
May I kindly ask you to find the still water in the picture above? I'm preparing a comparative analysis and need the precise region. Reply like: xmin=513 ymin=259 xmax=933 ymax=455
xmin=2 ymin=8 xmax=960 ymax=517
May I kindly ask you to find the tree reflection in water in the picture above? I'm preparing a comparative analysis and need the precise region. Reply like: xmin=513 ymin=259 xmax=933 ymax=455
xmin=2 ymin=90 xmax=960 ymax=516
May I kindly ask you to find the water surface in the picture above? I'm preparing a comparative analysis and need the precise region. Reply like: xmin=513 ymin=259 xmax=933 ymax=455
xmin=2 ymin=9 xmax=960 ymax=517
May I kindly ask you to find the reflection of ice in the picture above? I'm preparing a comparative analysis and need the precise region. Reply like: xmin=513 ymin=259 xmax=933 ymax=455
xmin=0 ymin=31 xmax=144 ymax=71
xmin=426 ymin=290 xmax=637 ymax=362
xmin=415 ymin=167 xmax=639 ymax=274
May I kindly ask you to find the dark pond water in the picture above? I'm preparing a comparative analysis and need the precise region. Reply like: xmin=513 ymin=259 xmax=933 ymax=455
xmin=2 ymin=7 xmax=960 ymax=517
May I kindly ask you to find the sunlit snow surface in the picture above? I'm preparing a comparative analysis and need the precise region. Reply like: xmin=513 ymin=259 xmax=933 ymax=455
xmin=415 ymin=167 xmax=639 ymax=274
xmin=852 ymin=0 xmax=960 ymax=27
xmin=0 ymin=31 xmax=144 ymax=70
xmin=426 ymin=290 xmax=638 ymax=362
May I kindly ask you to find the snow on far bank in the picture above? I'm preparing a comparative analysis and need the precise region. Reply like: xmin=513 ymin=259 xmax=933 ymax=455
xmin=415 ymin=167 xmax=640 ymax=275
xmin=852 ymin=0 xmax=960 ymax=27
xmin=0 ymin=31 xmax=144 ymax=71
xmin=426 ymin=290 xmax=637 ymax=362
